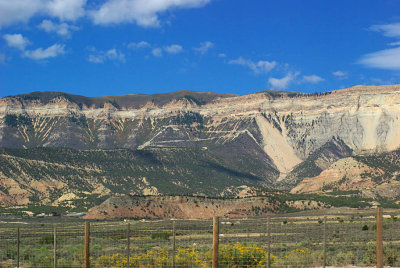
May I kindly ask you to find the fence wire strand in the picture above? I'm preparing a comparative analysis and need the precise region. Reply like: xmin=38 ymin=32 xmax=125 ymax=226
xmin=1 ymin=210 xmax=400 ymax=267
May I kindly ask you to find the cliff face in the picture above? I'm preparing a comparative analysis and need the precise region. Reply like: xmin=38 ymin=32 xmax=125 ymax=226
xmin=2 ymin=85 xmax=400 ymax=168
xmin=1 ymin=85 xmax=400 ymax=206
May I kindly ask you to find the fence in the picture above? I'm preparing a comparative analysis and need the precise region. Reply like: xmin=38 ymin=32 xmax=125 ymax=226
xmin=0 ymin=208 xmax=399 ymax=267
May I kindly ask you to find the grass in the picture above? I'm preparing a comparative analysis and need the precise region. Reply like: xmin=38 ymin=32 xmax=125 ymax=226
xmin=1 ymin=210 xmax=400 ymax=267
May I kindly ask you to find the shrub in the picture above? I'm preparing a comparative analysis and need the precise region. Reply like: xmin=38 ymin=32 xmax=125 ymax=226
xmin=151 ymin=232 xmax=171 ymax=240
xmin=332 ymin=250 xmax=355 ymax=266
xmin=38 ymin=235 xmax=54 ymax=245
xmin=176 ymin=247 xmax=207 ymax=267
xmin=277 ymin=248 xmax=312 ymax=267
xmin=218 ymin=242 xmax=273 ymax=267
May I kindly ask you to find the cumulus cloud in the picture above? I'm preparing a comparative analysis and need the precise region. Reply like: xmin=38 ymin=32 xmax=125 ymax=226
xmin=46 ymin=0 xmax=86 ymax=21
xmin=193 ymin=41 xmax=214 ymax=54
xmin=38 ymin=20 xmax=79 ymax=37
xmin=164 ymin=44 xmax=182 ymax=54
xmin=370 ymin=22 xmax=400 ymax=38
xmin=0 ymin=0 xmax=44 ymax=28
xmin=302 ymin=74 xmax=324 ymax=83
xmin=359 ymin=46 xmax=400 ymax=70
xmin=151 ymin=45 xmax=183 ymax=57
xmin=127 ymin=41 xmax=150 ymax=49
xmin=90 ymin=0 xmax=210 ymax=27
xmin=268 ymin=72 xmax=299 ymax=90
xmin=3 ymin=34 xmax=30 ymax=50
xmin=24 ymin=44 xmax=66 ymax=60
xmin=88 ymin=48 xmax=126 ymax=63
xmin=0 ymin=0 xmax=86 ymax=28
xmin=229 ymin=57 xmax=276 ymax=74
xmin=152 ymin=47 xmax=162 ymax=57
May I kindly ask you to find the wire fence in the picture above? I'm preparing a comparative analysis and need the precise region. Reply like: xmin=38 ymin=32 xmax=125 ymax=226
xmin=0 ymin=208 xmax=399 ymax=267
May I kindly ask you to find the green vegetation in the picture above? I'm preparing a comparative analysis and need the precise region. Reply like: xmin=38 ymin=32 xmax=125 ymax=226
xmin=4 ymin=114 xmax=32 ymax=128
xmin=0 ymin=147 xmax=274 ymax=209
xmin=151 ymin=232 xmax=171 ymax=240
xmin=355 ymin=149 xmax=400 ymax=183
xmin=283 ymin=138 xmax=353 ymax=188
xmin=1 ymin=212 xmax=399 ymax=267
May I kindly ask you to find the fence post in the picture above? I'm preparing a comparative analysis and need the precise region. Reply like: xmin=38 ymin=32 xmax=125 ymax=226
xmin=172 ymin=221 xmax=176 ymax=268
xmin=323 ymin=216 xmax=327 ymax=268
xmin=127 ymin=223 xmax=130 ymax=268
xmin=84 ymin=222 xmax=90 ymax=268
xmin=17 ymin=227 xmax=20 ymax=268
xmin=376 ymin=207 xmax=383 ymax=268
xmin=54 ymin=225 xmax=57 ymax=268
xmin=267 ymin=216 xmax=271 ymax=268
xmin=212 ymin=216 xmax=219 ymax=268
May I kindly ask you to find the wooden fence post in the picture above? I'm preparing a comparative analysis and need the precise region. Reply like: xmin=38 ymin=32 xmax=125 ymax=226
xmin=172 ymin=221 xmax=176 ymax=268
xmin=376 ymin=207 xmax=383 ymax=268
xmin=212 ymin=216 xmax=219 ymax=268
xmin=84 ymin=222 xmax=90 ymax=268
xmin=267 ymin=216 xmax=271 ymax=268
xmin=54 ymin=225 xmax=57 ymax=268
xmin=17 ymin=227 xmax=20 ymax=268
xmin=127 ymin=223 xmax=130 ymax=268
xmin=323 ymin=216 xmax=327 ymax=268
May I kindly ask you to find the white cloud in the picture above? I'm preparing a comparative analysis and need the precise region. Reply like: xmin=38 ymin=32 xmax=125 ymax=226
xmin=127 ymin=41 xmax=150 ymax=49
xmin=332 ymin=70 xmax=347 ymax=77
xmin=359 ymin=46 xmax=400 ymax=70
xmin=193 ymin=41 xmax=214 ymax=54
xmin=88 ymin=48 xmax=125 ymax=63
xmin=46 ymin=0 xmax=86 ymax=21
xmin=24 ymin=44 xmax=66 ymax=60
xmin=268 ymin=72 xmax=299 ymax=90
xmin=0 ymin=0 xmax=86 ymax=28
xmin=38 ymin=20 xmax=79 ymax=37
xmin=90 ymin=0 xmax=210 ymax=27
xmin=302 ymin=74 xmax=324 ymax=84
xmin=0 ymin=0 xmax=44 ymax=28
xmin=218 ymin=53 xmax=226 ymax=58
xmin=229 ymin=57 xmax=276 ymax=74
xmin=359 ymin=22 xmax=400 ymax=70
xmin=3 ymin=34 xmax=30 ymax=50
xmin=370 ymin=22 xmax=400 ymax=38
xmin=152 ymin=47 xmax=162 ymax=57
xmin=164 ymin=44 xmax=182 ymax=54
xmin=151 ymin=45 xmax=182 ymax=57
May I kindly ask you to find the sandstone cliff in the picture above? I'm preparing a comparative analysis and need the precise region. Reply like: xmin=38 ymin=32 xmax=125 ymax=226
xmin=1 ymin=85 xmax=400 ymax=207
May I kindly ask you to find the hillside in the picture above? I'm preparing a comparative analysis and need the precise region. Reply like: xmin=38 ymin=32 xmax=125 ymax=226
xmin=0 ymin=147 xmax=276 ymax=207
xmin=1 ymin=85 xmax=400 ymax=209
xmin=291 ymin=149 xmax=400 ymax=198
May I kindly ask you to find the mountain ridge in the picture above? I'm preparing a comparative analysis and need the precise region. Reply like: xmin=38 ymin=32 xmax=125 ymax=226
xmin=1 ymin=84 xmax=400 ymax=209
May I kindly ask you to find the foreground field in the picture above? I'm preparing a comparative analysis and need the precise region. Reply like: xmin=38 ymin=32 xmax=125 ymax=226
xmin=0 ymin=209 xmax=399 ymax=267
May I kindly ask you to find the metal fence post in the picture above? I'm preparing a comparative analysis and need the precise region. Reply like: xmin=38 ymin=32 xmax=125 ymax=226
xmin=84 ymin=222 xmax=90 ymax=268
xmin=172 ymin=221 xmax=176 ymax=268
xmin=323 ymin=216 xmax=327 ymax=268
xmin=127 ymin=223 xmax=130 ymax=268
xmin=212 ymin=216 xmax=219 ymax=268
xmin=377 ymin=207 xmax=383 ymax=268
xmin=54 ymin=225 xmax=57 ymax=268
xmin=267 ymin=216 xmax=271 ymax=268
xmin=17 ymin=227 xmax=20 ymax=268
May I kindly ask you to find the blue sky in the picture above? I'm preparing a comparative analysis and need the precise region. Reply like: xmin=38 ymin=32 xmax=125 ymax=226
xmin=1 ymin=0 xmax=400 ymax=97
